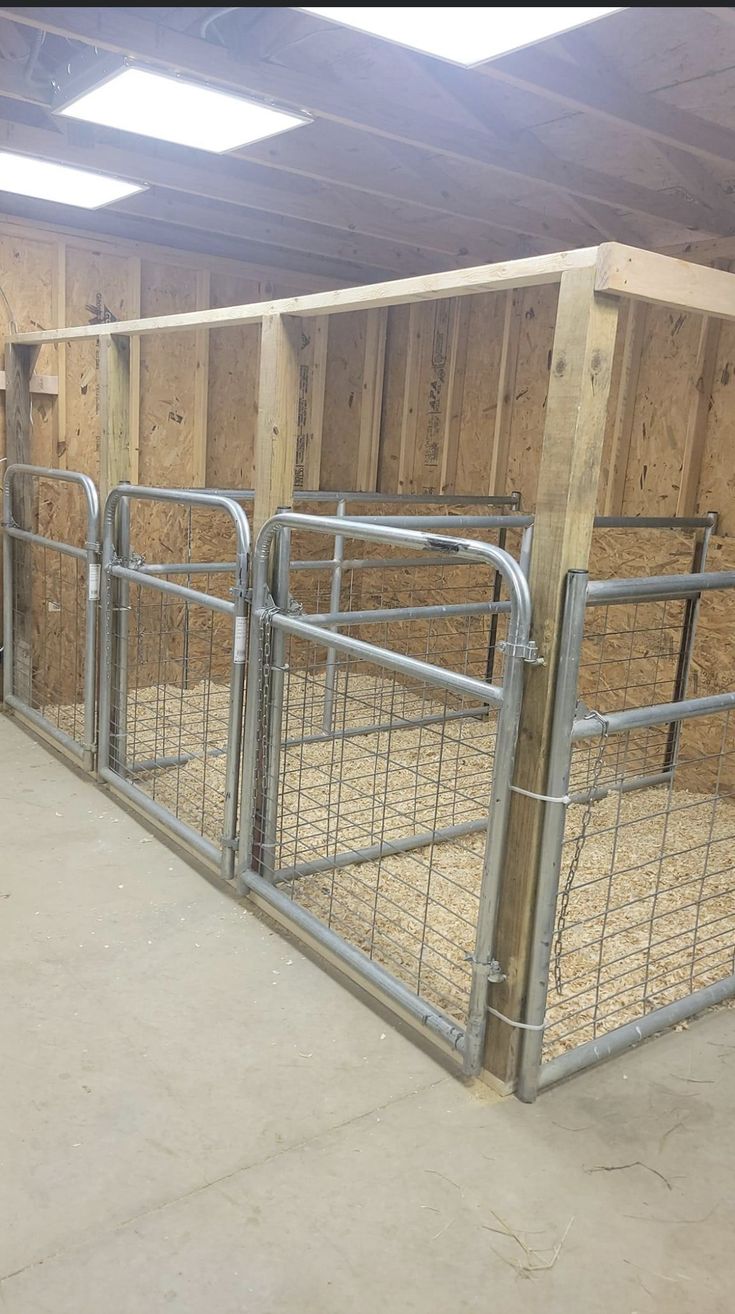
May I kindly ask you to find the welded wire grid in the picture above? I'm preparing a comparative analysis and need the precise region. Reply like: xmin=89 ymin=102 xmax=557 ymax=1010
xmin=107 ymin=569 xmax=236 ymax=846
xmin=11 ymin=539 xmax=88 ymax=745
xmin=575 ymin=597 xmax=690 ymax=789
xmin=268 ymin=629 xmax=500 ymax=1026
xmin=545 ymin=709 xmax=735 ymax=1058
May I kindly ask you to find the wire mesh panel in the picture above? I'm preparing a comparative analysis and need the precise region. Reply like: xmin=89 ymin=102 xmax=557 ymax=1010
xmin=2 ymin=465 xmax=99 ymax=769
xmin=239 ymin=512 xmax=532 ymax=1074
xmin=548 ymin=709 xmax=735 ymax=1058
xmin=274 ymin=636 xmax=499 ymax=1023
xmin=99 ymin=487 xmax=250 ymax=880
xmin=518 ymin=568 xmax=735 ymax=1101
xmin=109 ymin=572 xmax=239 ymax=853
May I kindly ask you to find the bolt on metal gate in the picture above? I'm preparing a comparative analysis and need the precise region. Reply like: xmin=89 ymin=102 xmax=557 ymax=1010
xmin=237 ymin=512 xmax=533 ymax=1076
xmin=518 ymin=565 xmax=735 ymax=1101
xmin=98 ymin=485 xmax=250 ymax=880
xmin=2 ymin=464 xmax=100 ymax=770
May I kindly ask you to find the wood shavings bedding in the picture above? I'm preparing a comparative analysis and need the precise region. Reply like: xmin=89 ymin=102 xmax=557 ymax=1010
xmin=47 ymin=679 xmax=735 ymax=1058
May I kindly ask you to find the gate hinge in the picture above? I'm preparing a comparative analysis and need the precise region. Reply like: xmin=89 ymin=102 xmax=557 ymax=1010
xmin=498 ymin=638 xmax=544 ymax=665
xmin=466 ymin=953 xmax=507 ymax=983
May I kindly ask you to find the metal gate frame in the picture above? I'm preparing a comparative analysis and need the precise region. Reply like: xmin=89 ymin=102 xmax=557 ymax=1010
xmin=237 ymin=511 xmax=533 ymax=1076
xmin=518 ymin=565 xmax=735 ymax=1101
xmin=98 ymin=485 xmax=251 ymax=880
xmin=2 ymin=464 xmax=100 ymax=770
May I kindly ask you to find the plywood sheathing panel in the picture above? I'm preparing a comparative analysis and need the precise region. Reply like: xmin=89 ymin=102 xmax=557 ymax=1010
xmin=320 ymin=310 xmax=367 ymax=491
xmin=205 ymin=273 xmax=264 ymax=492
xmin=622 ymin=307 xmax=705 ymax=515
xmin=0 ymin=234 xmax=55 ymax=470
xmin=63 ymin=246 xmax=133 ymax=484
xmin=503 ymin=285 xmax=559 ymax=507
xmin=697 ymin=321 xmax=735 ymax=535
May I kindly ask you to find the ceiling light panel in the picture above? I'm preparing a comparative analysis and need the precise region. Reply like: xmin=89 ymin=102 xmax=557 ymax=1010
xmin=301 ymin=7 xmax=623 ymax=66
xmin=57 ymin=67 xmax=311 ymax=153
xmin=0 ymin=151 xmax=144 ymax=209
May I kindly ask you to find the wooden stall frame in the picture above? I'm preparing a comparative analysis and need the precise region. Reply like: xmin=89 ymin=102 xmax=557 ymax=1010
xmin=7 ymin=241 xmax=735 ymax=1090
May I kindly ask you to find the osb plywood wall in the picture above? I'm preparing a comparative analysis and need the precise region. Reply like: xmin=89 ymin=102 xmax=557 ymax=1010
xmin=2 ymin=220 xmax=735 ymax=778
xmin=2 ymin=223 xmax=732 ymax=535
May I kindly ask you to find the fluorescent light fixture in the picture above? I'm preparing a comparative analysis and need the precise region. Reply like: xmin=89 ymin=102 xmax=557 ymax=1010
xmin=301 ymin=7 xmax=623 ymax=66
xmin=57 ymin=66 xmax=311 ymax=153
xmin=0 ymin=150 xmax=144 ymax=209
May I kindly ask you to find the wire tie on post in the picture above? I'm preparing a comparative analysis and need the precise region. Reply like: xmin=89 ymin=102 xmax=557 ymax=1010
xmin=486 ymin=1006 xmax=546 ymax=1032
xmin=510 ymin=784 xmax=570 ymax=804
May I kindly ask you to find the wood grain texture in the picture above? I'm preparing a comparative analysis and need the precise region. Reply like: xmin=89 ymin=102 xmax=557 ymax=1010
xmin=99 ymin=335 xmax=131 ymax=504
xmin=253 ymin=315 xmax=303 ymax=537
xmin=484 ymin=267 xmax=620 ymax=1086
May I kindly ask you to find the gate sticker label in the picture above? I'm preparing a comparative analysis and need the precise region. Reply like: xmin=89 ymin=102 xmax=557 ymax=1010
xmin=88 ymin=563 xmax=101 ymax=602
xmin=234 ymin=614 xmax=248 ymax=663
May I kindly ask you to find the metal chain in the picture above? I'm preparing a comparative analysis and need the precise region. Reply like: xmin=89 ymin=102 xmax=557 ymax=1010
xmin=253 ymin=601 xmax=277 ymax=817
xmin=553 ymin=710 xmax=610 ymax=993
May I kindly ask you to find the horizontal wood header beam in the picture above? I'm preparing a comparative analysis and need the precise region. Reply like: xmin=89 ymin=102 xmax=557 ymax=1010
xmin=595 ymin=243 xmax=735 ymax=322
xmin=9 ymin=247 xmax=599 ymax=345
xmin=0 ymin=369 xmax=58 ymax=395
xmin=9 ymin=243 xmax=733 ymax=348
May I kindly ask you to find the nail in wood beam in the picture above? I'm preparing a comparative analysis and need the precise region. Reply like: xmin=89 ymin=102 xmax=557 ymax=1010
xmin=483 ymin=266 xmax=620 ymax=1088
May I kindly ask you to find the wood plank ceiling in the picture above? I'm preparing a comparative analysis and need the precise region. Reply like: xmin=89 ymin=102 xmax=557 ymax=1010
xmin=0 ymin=5 xmax=734 ymax=283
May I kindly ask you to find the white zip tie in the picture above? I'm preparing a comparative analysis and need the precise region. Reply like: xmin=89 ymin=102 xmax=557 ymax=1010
xmin=510 ymin=784 xmax=570 ymax=804
xmin=487 ymin=1005 xmax=546 ymax=1032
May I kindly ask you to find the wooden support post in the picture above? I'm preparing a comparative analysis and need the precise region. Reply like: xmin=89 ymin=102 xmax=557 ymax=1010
xmin=294 ymin=315 xmax=327 ymax=493
xmin=603 ymin=300 xmax=647 ymax=516
xmin=356 ymin=308 xmax=387 ymax=492
xmin=483 ymin=266 xmax=620 ymax=1088
xmin=488 ymin=290 xmax=523 ymax=495
xmin=253 ymin=314 xmax=302 ymax=539
xmin=192 ymin=268 xmax=210 ymax=487
xmin=677 ymin=314 xmax=722 ymax=517
xmin=53 ymin=242 xmax=67 ymax=469
xmin=99 ymin=334 xmax=131 ymax=505
xmin=127 ymin=257 xmax=142 ymax=484
xmin=4 ymin=342 xmax=40 ymax=700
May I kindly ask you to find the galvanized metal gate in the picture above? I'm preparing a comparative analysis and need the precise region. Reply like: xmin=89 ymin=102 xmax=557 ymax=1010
xmin=98 ymin=485 xmax=250 ymax=880
xmin=237 ymin=512 xmax=534 ymax=1076
xmin=2 ymin=464 xmax=100 ymax=769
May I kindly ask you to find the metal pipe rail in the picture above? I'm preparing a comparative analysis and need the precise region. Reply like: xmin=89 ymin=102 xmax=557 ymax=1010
xmin=304 ymin=600 xmax=508 ymax=627
xmin=2 ymin=464 xmax=100 ymax=770
xmin=572 ymin=690 xmax=735 ymax=740
xmin=203 ymin=488 xmax=522 ymax=508
xmin=238 ymin=511 xmax=532 ymax=1078
xmin=99 ymin=485 xmax=251 ymax=881
xmin=273 ymin=611 xmax=505 ymax=707
xmin=587 ymin=569 xmax=735 ymax=606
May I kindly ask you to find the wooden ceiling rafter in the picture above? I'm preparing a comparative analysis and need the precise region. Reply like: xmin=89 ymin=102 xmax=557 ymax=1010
xmin=0 ymin=7 xmax=733 ymax=277
xmin=0 ymin=5 xmax=726 ymax=235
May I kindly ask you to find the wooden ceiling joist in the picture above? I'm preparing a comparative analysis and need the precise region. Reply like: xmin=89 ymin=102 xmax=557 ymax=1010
xmin=0 ymin=7 xmax=734 ymax=277
xmin=0 ymin=6 xmax=726 ymax=236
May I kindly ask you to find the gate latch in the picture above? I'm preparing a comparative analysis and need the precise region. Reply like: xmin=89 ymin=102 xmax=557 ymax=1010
xmin=497 ymin=638 xmax=543 ymax=665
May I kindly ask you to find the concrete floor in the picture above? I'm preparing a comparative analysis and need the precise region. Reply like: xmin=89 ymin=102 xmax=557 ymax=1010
xmin=1 ymin=714 xmax=734 ymax=1313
